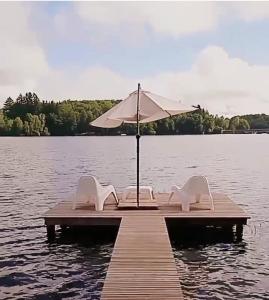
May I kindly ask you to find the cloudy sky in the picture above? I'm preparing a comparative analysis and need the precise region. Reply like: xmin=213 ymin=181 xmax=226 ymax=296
xmin=1 ymin=1 xmax=269 ymax=116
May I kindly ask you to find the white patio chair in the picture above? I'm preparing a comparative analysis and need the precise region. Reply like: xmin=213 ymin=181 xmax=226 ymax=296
xmin=72 ymin=176 xmax=118 ymax=211
xmin=169 ymin=176 xmax=214 ymax=212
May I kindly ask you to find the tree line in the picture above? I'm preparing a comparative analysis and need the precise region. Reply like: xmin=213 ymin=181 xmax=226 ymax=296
xmin=0 ymin=92 xmax=268 ymax=136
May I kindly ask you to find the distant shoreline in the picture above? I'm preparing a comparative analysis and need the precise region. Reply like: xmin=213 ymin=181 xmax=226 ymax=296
xmin=0 ymin=131 xmax=268 ymax=137
xmin=1 ymin=94 xmax=269 ymax=136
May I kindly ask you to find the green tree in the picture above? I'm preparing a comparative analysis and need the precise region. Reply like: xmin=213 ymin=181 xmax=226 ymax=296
xmin=238 ymin=118 xmax=250 ymax=130
xmin=229 ymin=116 xmax=240 ymax=132
xmin=12 ymin=117 xmax=24 ymax=135
xmin=156 ymin=118 xmax=175 ymax=134
xmin=31 ymin=115 xmax=42 ymax=136
xmin=143 ymin=122 xmax=157 ymax=135
xmin=5 ymin=118 xmax=13 ymax=134
xmin=16 ymin=94 xmax=24 ymax=104
xmin=77 ymin=109 xmax=89 ymax=133
xmin=1 ymin=94 xmax=268 ymax=136
xmin=241 ymin=114 xmax=269 ymax=129
xmin=0 ymin=112 xmax=6 ymax=134
xmin=43 ymin=127 xmax=50 ymax=136
xmin=212 ymin=126 xmax=223 ymax=134
xmin=39 ymin=113 xmax=46 ymax=134
xmin=175 ymin=113 xmax=203 ymax=134
xmin=3 ymin=97 xmax=14 ymax=117
xmin=24 ymin=121 xmax=30 ymax=136
xmin=203 ymin=115 xmax=215 ymax=133
xmin=58 ymin=102 xmax=77 ymax=135
xmin=214 ymin=116 xmax=229 ymax=130
xmin=24 ymin=113 xmax=42 ymax=135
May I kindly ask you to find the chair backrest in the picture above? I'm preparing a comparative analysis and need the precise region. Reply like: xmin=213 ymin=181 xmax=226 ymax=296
xmin=182 ymin=176 xmax=211 ymax=196
xmin=76 ymin=176 xmax=102 ymax=203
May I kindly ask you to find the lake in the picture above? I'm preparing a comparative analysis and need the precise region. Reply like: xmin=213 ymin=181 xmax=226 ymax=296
xmin=0 ymin=135 xmax=268 ymax=299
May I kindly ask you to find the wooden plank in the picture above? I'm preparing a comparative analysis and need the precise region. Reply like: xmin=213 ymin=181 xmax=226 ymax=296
xmin=117 ymin=192 xmax=158 ymax=209
xmin=43 ymin=192 xmax=250 ymax=226
xmin=101 ymin=216 xmax=183 ymax=300
xmin=43 ymin=192 xmax=250 ymax=299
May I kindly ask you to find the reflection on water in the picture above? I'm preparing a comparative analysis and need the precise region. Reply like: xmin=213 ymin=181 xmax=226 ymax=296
xmin=171 ymin=227 xmax=267 ymax=300
xmin=0 ymin=227 xmax=116 ymax=300
xmin=0 ymin=135 xmax=268 ymax=299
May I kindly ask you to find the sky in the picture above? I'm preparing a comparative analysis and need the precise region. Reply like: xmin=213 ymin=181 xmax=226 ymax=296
xmin=0 ymin=1 xmax=269 ymax=116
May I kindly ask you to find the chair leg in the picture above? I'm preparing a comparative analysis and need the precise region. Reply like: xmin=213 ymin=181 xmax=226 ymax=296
xmin=72 ymin=198 xmax=76 ymax=210
xmin=147 ymin=190 xmax=152 ymax=201
xmin=96 ymin=197 xmax=105 ymax=211
xmin=210 ymin=195 xmax=214 ymax=210
xmin=182 ymin=202 xmax=190 ymax=212
xmin=168 ymin=192 xmax=174 ymax=204
xmin=112 ymin=191 xmax=118 ymax=204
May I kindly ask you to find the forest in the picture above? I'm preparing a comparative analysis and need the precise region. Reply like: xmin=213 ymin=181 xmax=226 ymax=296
xmin=0 ymin=92 xmax=268 ymax=136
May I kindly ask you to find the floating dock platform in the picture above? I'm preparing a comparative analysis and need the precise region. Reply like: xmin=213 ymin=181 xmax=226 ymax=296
xmin=43 ymin=192 xmax=249 ymax=300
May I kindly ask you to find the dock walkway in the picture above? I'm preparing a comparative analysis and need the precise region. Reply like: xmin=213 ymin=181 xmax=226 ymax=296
xmin=101 ymin=216 xmax=183 ymax=300
xmin=44 ymin=192 xmax=250 ymax=299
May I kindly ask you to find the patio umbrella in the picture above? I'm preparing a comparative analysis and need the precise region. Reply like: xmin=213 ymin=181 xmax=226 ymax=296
xmin=91 ymin=83 xmax=195 ymax=207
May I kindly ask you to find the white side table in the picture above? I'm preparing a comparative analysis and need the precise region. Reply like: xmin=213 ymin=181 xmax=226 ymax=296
xmin=122 ymin=186 xmax=154 ymax=201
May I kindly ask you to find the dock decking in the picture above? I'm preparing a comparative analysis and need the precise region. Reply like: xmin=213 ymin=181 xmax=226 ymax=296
xmin=43 ymin=192 xmax=250 ymax=299
xmin=44 ymin=192 xmax=249 ymax=227
xmin=101 ymin=216 xmax=183 ymax=300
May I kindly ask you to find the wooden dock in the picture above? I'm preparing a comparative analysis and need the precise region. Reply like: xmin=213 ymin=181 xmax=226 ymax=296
xmin=43 ymin=192 xmax=249 ymax=299
xmin=101 ymin=216 xmax=183 ymax=300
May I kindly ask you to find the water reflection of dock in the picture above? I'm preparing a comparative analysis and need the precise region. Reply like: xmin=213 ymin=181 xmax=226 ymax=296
xmin=43 ymin=193 xmax=249 ymax=300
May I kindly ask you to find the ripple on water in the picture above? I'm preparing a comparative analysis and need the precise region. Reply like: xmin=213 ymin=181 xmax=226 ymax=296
xmin=171 ymin=230 xmax=269 ymax=300
xmin=0 ymin=136 xmax=269 ymax=299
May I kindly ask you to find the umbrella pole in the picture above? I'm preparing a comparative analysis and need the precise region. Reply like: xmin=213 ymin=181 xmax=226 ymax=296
xmin=136 ymin=83 xmax=141 ymax=208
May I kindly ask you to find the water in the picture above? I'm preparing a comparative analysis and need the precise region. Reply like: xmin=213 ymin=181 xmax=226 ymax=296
xmin=0 ymin=135 xmax=268 ymax=299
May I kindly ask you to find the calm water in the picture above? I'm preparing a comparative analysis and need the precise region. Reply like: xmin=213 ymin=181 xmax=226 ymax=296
xmin=0 ymin=135 xmax=268 ymax=299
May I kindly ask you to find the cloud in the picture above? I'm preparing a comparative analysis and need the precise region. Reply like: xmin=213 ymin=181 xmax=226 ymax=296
xmin=74 ymin=2 xmax=220 ymax=38
xmin=0 ymin=3 xmax=49 ymax=98
xmin=143 ymin=46 xmax=269 ymax=116
xmin=72 ymin=2 xmax=269 ymax=41
xmin=231 ymin=2 xmax=269 ymax=21
xmin=32 ymin=46 xmax=269 ymax=116
xmin=36 ymin=67 xmax=135 ymax=101
xmin=0 ymin=3 xmax=269 ymax=117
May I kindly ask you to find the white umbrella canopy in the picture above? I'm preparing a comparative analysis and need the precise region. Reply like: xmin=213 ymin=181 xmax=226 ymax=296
xmin=91 ymin=88 xmax=194 ymax=128
xmin=91 ymin=84 xmax=195 ymax=208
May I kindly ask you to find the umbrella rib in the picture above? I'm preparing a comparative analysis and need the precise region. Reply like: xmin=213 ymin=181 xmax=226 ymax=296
xmin=165 ymin=110 xmax=172 ymax=117
xmin=143 ymin=92 xmax=164 ymax=111
xmin=143 ymin=92 xmax=179 ymax=118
